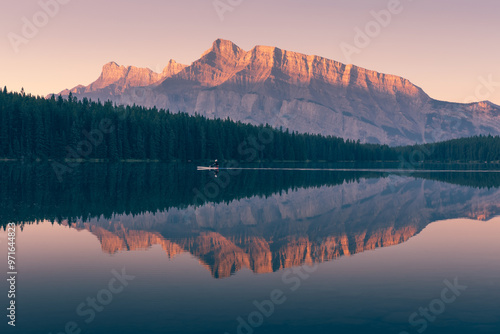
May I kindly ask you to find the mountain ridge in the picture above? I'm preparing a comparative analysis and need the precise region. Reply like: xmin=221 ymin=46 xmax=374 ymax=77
xmin=64 ymin=176 xmax=500 ymax=278
xmin=54 ymin=39 xmax=500 ymax=146
xmin=59 ymin=59 xmax=187 ymax=96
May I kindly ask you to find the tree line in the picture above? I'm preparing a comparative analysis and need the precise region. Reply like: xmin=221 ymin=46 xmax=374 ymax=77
xmin=396 ymin=135 xmax=500 ymax=163
xmin=1 ymin=88 xmax=499 ymax=163
xmin=0 ymin=162 xmax=369 ymax=227
xmin=3 ymin=161 xmax=500 ymax=228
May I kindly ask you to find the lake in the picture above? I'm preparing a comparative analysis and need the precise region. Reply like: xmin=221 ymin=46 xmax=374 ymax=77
xmin=1 ymin=162 xmax=499 ymax=334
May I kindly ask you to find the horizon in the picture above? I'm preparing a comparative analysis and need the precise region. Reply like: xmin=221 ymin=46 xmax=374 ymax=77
xmin=1 ymin=0 xmax=499 ymax=105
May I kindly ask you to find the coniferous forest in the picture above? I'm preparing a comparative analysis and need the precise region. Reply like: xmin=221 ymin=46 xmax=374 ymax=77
xmin=1 ymin=88 xmax=499 ymax=163
xmin=2 ymin=162 xmax=500 ymax=228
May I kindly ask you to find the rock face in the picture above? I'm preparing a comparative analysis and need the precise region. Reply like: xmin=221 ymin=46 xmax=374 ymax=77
xmin=70 ymin=176 xmax=500 ymax=278
xmin=56 ymin=39 xmax=500 ymax=145
xmin=80 ymin=224 xmax=184 ymax=257
xmin=58 ymin=60 xmax=187 ymax=97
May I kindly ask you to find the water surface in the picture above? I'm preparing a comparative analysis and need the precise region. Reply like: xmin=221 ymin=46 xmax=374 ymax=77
xmin=1 ymin=163 xmax=499 ymax=334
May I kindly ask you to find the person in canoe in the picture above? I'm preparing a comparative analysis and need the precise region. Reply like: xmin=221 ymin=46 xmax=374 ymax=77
xmin=209 ymin=159 xmax=219 ymax=178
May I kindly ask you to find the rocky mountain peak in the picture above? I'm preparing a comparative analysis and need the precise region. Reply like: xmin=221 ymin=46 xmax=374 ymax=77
xmin=162 ymin=59 xmax=187 ymax=78
xmin=54 ymin=39 xmax=500 ymax=146
xmin=201 ymin=38 xmax=244 ymax=60
xmin=103 ymin=61 xmax=120 ymax=69
xmin=97 ymin=61 xmax=129 ymax=87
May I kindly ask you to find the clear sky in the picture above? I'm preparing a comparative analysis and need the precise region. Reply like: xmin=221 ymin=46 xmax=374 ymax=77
xmin=1 ymin=0 xmax=499 ymax=104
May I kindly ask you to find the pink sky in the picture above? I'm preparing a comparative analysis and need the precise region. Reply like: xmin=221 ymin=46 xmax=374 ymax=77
xmin=1 ymin=0 xmax=499 ymax=104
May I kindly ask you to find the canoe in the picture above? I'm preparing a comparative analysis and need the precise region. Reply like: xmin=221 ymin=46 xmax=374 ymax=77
xmin=197 ymin=166 xmax=219 ymax=170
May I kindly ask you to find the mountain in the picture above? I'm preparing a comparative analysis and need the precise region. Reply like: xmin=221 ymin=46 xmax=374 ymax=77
xmin=66 ymin=176 xmax=500 ymax=278
xmin=58 ymin=59 xmax=187 ymax=97
xmin=55 ymin=39 xmax=500 ymax=146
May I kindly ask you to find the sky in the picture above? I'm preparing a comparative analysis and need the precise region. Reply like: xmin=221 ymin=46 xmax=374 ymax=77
xmin=1 ymin=0 xmax=499 ymax=105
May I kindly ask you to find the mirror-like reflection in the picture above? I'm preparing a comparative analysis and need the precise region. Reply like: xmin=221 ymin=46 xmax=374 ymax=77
xmin=0 ymin=162 xmax=373 ymax=226
xmin=1 ymin=162 xmax=500 ymax=334
xmin=3 ymin=163 xmax=500 ymax=278
xmin=69 ymin=175 xmax=500 ymax=278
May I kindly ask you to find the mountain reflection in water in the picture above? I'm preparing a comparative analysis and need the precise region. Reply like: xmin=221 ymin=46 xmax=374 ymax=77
xmin=3 ymin=162 xmax=499 ymax=278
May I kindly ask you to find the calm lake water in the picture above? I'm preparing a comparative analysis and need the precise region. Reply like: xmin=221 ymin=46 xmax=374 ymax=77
xmin=1 ymin=163 xmax=500 ymax=334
